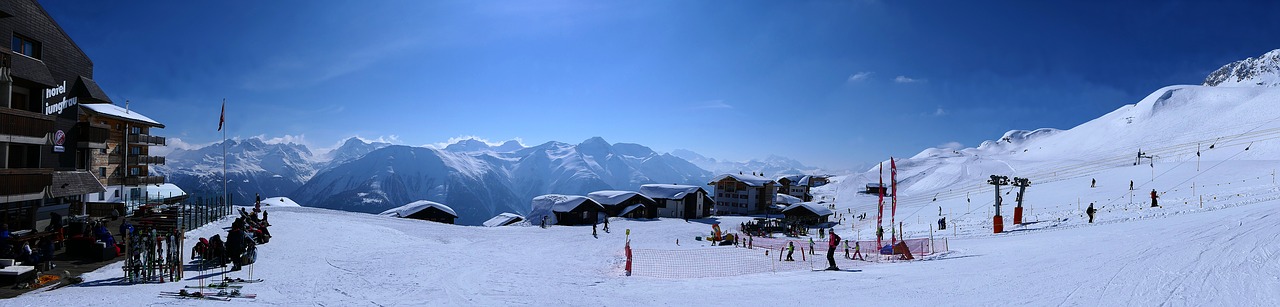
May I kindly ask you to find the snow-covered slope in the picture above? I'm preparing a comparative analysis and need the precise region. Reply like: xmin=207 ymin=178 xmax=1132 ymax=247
xmin=158 ymin=137 xmax=318 ymax=204
xmin=1204 ymin=49 xmax=1280 ymax=87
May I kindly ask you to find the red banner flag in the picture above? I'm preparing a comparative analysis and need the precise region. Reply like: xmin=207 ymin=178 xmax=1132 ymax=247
xmin=891 ymin=157 xmax=898 ymax=243
xmin=877 ymin=162 xmax=884 ymax=248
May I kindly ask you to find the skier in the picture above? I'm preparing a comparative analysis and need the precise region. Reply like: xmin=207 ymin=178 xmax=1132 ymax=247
xmin=592 ymin=223 xmax=598 ymax=238
xmin=1130 ymin=180 xmax=1134 ymax=191
xmin=809 ymin=237 xmax=816 ymax=255
xmin=1091 ymin=178 xmax=1096 ymax=188
xmin=1086 ymin=203 xmax=1096 ymax=223
xmin=540 ymin=216 xmax=547 ymax=229
xmin=785 ymin=242 xmax=796 ymax=261
xmin=853 ymin=242 xmax=864 ymax=260
xmin=1150 ymin=189 xmax=1159 ymax=207
xmin=843 ymin=240 xmax=850 ymax=259
xmin=603 ymin=218 xmax=610 ymax=233
xmin=938 ymin=217 xmax=947 ymax=230
xmin=826 ymin=229 xmax=841 ymax=271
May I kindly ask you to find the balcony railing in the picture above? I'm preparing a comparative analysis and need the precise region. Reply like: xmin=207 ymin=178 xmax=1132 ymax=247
xmin=75 ymin=122 xmax=110 ymax=145
xmin=0 ymin=169 xmax=52 ymax=196
xmin=127 ymin=134 xmax=166 ymax=146
xmin=124 ymin=175 xmax=165 ymax=186
xmin=108 ymin=155 xmax=166 ymax=165
xmin=0 ymin=108 xmax=54 ymax=139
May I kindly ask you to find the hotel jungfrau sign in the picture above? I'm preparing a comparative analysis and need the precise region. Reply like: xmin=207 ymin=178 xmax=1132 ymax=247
xmin=43 ymin=80 xmax=77 ymax=115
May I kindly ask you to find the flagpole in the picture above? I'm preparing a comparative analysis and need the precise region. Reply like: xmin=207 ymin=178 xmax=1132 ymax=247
xmin=222 ymin=99 xmax=227 ymax=212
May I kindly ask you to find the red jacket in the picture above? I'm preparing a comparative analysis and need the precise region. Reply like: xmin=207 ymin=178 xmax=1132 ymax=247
xmin=829 ymin=232 xmax=841 ymax=248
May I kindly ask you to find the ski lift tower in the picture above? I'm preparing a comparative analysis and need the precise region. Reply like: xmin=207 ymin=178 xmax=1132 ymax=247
xmin=988 ymin=175 xmax=1010 ymax=233
xmin=1012 ymin=177 xmax=1031 ymax=225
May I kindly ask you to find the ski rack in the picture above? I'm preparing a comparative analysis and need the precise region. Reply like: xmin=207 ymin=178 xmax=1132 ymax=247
xmin=124 ymin=204 xmax=185 ymax=283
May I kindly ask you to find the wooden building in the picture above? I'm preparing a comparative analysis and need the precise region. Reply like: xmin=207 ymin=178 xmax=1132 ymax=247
xmin=777 ymin=175 xmax=831 ymax=202
xmin=709 ymin=173 xmax=776 ymax=216
xmin=781 ymin=202 xmax=834 ymax=226
xmin=379 ymin=200 xmax=458 ymax=224
xmin=586 ymin=190 xmax=655 ymax=219
xmin=638 ymin=184 xmax=713 ymax=219
xmin=529 ymin=194 xmax=604 ymax=226
xmin=483 ymin=212 xmax=524 ymax=227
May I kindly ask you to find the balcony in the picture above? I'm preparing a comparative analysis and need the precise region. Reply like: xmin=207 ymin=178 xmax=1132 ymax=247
xmin=107 ymin=155 xmax=165 ymax=165
xmin=0 ymin=168 xmax=52 ymax=197
xmin=127 ymin=134 xmax=166 ymax=146
xmin=124 ymin=175 xmax=165 ymax=186
xmin=76 ymin=122 xmax=110 ymax=147
xmin=0 ymin=107 xmax=54 ymax=140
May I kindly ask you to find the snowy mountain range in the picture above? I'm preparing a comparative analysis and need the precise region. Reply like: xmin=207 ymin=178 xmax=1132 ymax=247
xmin=160 ymin=135 xmax=826 ymax=225
xmin=1204 ymin=49 xmax=1280 ymax=87
xmin=670 ymin=149 xmax=841 ymax=177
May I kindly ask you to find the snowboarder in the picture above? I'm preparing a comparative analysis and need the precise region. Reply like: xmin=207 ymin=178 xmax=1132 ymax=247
xmin=1086 ymin=203 xmax=1096 ymax=223
xmin=826 ymin=229 xmax=841 ymax=271
xmin=1091 ymin=178 xmax=1096 ymax=188
xmin=1150 ymin=189 xmax=1159 ymax=207
xmin=785 ymin=242 xmax=796 ymax=261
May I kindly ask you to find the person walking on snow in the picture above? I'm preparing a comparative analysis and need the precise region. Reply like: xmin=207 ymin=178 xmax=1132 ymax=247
xmin=786 ymin=242 xmax=796 ymax=261
xmin=1130 ymin=180 xmax=1134 ymax=190
xmin=1091 ymin=178 xmax=1096 ymax=188
xmin=853 ymin=242 xmax=865 ymax=260
xmin=592 ymin=223 xmax=598 ymax=238
xmin=1150 ymin=189 xmax=1159 ymax=207
xmin=1086 ymin=203 xmax=1096 ymax=223
xmin=809 ymin=237 xmax=816 ymax=255
xmin=603 ymin=218 xmax=609 ymax=233
xmin=826 ymin=229 xmax=841 ymax=271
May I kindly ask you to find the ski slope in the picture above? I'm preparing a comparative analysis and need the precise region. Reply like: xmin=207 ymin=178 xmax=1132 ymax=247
xmin=6 ymin=193 xmax=1279 ymax=306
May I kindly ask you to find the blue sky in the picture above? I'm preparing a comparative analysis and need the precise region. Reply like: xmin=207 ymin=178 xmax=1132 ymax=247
xmin=42 ymin=0 xmax=1280 ymax=170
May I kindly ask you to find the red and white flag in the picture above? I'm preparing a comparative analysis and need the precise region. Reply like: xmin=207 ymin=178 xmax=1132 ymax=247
xmin=218 ymin=101 xmax=225 ymax=131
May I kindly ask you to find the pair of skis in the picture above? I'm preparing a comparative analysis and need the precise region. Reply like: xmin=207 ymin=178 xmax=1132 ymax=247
xmin=160 ymin=289 xmax=256 ymax=301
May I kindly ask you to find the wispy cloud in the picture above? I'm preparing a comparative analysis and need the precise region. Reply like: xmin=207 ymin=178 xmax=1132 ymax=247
xmin=937 ymin=141 xmax=964 ymax=150
xmin=895 ymin=75 xmax=924 ymax=83
xmin=847 ymin=71 xmax=873 ymax=83
xmin=150 ymin=137 xmax=209 ymax=156
xmin=691 ymin=100 xmax=733 ymax=110
xmin=241 ymin=39 xmax=420 ymax=90
xmin=254 ymin=134 xmax=308 ymax=145
xmin=933 ymin=107 xmax=947 ymax=116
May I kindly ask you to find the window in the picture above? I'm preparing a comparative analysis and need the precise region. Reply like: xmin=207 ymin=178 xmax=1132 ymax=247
xmin=99 ymin=167 xmax=106 ymax=177
xmin=97 ymin=192 xmax=105 ymax=201
xmin=114 ymin=190 xmax=120 ymax=198
xmin=11 ymin=34 xmax=40 ymax=59
xmin=100 ymin=148 xmax=107 ymax=154
xmin=131 ymin=147 xmax=141 ymax=155
xmin=129 ymin=167 xmax=140 ymax=176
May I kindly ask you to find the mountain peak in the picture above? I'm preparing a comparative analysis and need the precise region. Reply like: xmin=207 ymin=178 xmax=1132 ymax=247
xmin=1204 ymin=49 xmax=1280 ymax=87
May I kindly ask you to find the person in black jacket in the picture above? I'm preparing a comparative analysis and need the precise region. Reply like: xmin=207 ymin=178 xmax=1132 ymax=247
xmin=1086 ymin=203 xmax=1096 ymax=223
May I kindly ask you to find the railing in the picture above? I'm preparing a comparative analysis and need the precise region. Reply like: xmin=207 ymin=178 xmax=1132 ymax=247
xmin=75 ymin=122 xmax=110 ymax=144
xmin=0 ymin=169 xmax=52 ymax=196
xmin=124 ymin=175 xmax=165 ymax=186
xmin=0 ymin=108 xmax=54 ymax=138
xmin=127 ymin=134 xmax=166 ymax=146
xmin=108 ymin=155 xmax=167 ymax=165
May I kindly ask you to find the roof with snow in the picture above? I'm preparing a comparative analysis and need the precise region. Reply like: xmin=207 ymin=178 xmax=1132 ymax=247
xmin=639 ymin=184 xmax=705 ymax=199
xmin=260 ymin=197 xmax=302 ymax=207
xmin=774 ymin=193 xmax=804 ymax=205
xmin=782 ymin=202 xmax=833 ymax=217
xmin=483 ymin=213 xmax=524 ymax=227
xmin=530 ymin=194 xmax=603 ymax=213
xmin=587 ymin=190 xmax=654 ymax=205
xmin=380 ymin=200 xmax=458 ymax=218
xmin=619 ymin=204 xmax=645 ymax=216
xmin=710 ymin=173 xmax=775 ymax=187
xmin=80 ymin=103 xmax=165 ymax=128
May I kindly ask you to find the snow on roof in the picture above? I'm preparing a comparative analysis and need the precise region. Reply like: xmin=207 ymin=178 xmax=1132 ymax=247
xmin=531 ymin=194 xmax=601 ymax=213
xmin=527 ymin=194 xmax=604 ymax=225
xmin=639 ymin=184 xmax=704 ymax=199
xmin=261 ymin=197 xmax=301 ymax=207
xmin=380 ymin=200 xmax=458 ymax=218
xmin=711 ymin=173 xmax=775 ymax=187
xmin=782 ymin=202 xmax=833 ymax=216
xmin=619 ymin=204 xmax=644 ymax=216
xmin=483 ymin=213 xmax=524 ymax=227
xmin=587 ymin=190 xmax=653 ymax=205
xmin=143 ymin=183 xmax=186 ymax=199
xmin=774 ymin=193 xmax=804 ymax=205
xmin=81 ymin=103 xmax=164 ymax=128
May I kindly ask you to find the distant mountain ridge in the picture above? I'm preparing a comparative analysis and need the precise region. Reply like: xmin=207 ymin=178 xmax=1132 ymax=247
xmin=161 ymin=136 xmax=830 ymax=225
xmin=1204 ymin=49 xmax=1280 ymax=87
